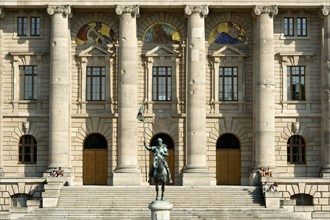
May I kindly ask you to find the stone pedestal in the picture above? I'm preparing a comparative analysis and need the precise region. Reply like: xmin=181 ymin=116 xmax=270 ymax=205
xmin=148 ymin=200 xmax=173 ymax=220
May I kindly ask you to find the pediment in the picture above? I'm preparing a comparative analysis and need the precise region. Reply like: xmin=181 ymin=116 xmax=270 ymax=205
xmin=211 ymin=45 xmax=246 ymax=57
xmin=77 ymin=45 xmax=113 ymax=57
xmin=145 ymin=45 xmax=179 ymax=57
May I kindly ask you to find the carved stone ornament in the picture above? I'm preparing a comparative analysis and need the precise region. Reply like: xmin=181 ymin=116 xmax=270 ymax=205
xmin=254 ymin=5 xmax=278 ymax=17
xmin=47 ymin=5 xmax=71 ymax=17
xmin=291 ymin=122 xmax=300 ymax=135
xmin=321 ymin=5 xmax=330 ymax=16
xmin=116 ymin=5 xmax=139 ymax=17
xmin=185 ymin=5 xmax=209 ymax=17
xmin=22 ymin=122 xmax=30 ymax=134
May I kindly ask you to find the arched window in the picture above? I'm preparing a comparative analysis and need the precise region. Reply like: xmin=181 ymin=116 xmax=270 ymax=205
xmin=291 ymin=194 xmax=313 ymax=206
xmin=287 ymin=135 xmax=305 ymax=163
xmin=217 ymin=133 xmax=240 ymax=149
xmin=19 ymin=135 xmax=37 ymax=163
xmin=84 ymin=133 xmax=107 ymax=149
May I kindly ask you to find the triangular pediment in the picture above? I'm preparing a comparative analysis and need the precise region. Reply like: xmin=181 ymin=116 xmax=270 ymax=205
xmin=77 ymin=45 xmax=112 ymax=57
xmin=145 ymin=45 xmax=179 ymax=57
xmin=212 ymin=45 xmax=246 ymax=57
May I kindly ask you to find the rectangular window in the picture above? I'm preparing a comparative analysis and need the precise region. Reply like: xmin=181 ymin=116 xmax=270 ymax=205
xmin=19 ymin=65 xmax=38 ymax=100
xmin=284 ymin=17 xmax=294 ymax=36
xmin=297 ymin=17 xmax=307 ymax=36
xmin=287 ymin=66 xmax=305 ymax=101
xmin=86 ymin=66 xmax=106 ymax=101
xmin=30 ymin=17 xmax=41 ymax=36
xmin=152 ymin=66 xmax=172 ymax=101
xmin=17 ymin=17 xmax=27 ymax=36
xmin=219 ymin=67 xmax=238 ymax=101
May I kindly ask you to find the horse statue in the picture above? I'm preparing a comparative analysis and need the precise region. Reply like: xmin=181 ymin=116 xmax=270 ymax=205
xmin=152 ymin=156 xmax=168 ymax=201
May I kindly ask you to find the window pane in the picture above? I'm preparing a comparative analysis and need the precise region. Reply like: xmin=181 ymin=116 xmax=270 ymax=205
xmin=152 ymin=67 xmax=172 ymax=101
xmin=86 ymin=67 xmax=106 ymax=101
xmin=219 ymin=67 xmax=238 ymax=101
xmin=17 ymin=17 xmax=27 ymax=36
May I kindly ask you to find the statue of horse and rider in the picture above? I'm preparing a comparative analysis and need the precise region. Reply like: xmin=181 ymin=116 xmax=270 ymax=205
xmin=144 ymin=138 xmax=172 ymax=201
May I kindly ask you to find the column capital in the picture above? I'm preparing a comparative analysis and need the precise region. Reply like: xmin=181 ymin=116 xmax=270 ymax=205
xmin=47 ymin=5 xmax=71 ymax=17
xmin=253 ymin=5 xmax=278 ymax=17
xmin=185 ymin=5 xmax=209 ymax=17
xmin=321 ymin=5 xmax=330 ymax=17
xmin=115 ymin=5 xmax=139 ymax=17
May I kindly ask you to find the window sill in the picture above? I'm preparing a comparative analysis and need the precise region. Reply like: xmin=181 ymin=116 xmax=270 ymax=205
xmin=279 ymin=35 xmax=310 ymax=40
xmin=282 ymin=100 xmax=307 ymax=104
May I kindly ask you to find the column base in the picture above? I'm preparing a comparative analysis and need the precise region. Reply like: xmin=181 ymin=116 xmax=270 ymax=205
xmin=181 ymin=167 xmax=214 ymax=186
xmin=113 ymin=166 xmax=141 ymax=185
xmin=148 ymin=200 xmax=173 ymax=220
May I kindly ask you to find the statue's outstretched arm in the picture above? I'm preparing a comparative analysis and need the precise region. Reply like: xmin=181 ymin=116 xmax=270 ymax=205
xmin=144 ymin=141 xmax=151 ymax=151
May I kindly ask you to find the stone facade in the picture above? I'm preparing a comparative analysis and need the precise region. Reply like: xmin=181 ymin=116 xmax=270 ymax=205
xmin=0 ymin=0 xmax=329 ymax=216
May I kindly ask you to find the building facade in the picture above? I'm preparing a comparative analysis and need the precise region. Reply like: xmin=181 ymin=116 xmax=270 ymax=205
xmin=0 ymin=0 xmax=330 ymax=214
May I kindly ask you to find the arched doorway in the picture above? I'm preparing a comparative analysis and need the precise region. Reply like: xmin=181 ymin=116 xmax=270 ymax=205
xmin=216 ymin=133 xmax=241 ymax=185
xmin=149 ymin=133 xmax=175 ymax=185
xmin=83 ymin=133 xmax=108 ymax=185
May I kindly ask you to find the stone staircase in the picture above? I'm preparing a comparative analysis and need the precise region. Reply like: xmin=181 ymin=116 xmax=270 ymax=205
xmin=19 ymin=186 xmax=304 ymax=219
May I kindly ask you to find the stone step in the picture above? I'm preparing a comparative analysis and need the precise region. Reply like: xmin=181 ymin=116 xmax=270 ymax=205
xmin=20 ymin=207 xmax=301 ymax=220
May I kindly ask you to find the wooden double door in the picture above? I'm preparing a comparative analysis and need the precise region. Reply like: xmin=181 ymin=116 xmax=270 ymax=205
xmin=83 ymin=149 xmax=108 ymax=185
xmin=216 ymin=149 xmax=241 ymax=185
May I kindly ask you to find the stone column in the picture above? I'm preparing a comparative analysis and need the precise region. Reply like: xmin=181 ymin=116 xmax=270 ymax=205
xmin=113 ymin=5 xmax=141 ymax=185
xmin=321 ymin=5 xmax=330 ymax=177
xmin=0 ymin=8 xmax=4 ymax=177
xmin=253 ymin=5 xmax=277 ymax=171
xmin=47 ymin=5 xmax=72 ymax=176
xmin=182 ymin=5 xmax=212 ymax=185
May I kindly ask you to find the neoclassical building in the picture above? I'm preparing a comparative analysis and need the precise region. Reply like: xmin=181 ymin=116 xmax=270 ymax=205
xmin=0 ymin=0 xmax=330 ymax=215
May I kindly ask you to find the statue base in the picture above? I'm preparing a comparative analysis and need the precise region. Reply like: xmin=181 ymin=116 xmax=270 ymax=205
xmin=148 ymin=200 xmax=173 ymax=220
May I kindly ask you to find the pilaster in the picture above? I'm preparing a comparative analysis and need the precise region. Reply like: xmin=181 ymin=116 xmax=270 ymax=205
xmin=113 ymin=5 xmax=141 ymax=185
xmin=182 ymin=5 xmax=212 ymax=185
xmin=46 ymin=5 xmax=72 ymax=179
xmin=320 ymin=5 xmax=330 ymax=177
xmin=0 ymin=7 xmax=4 ymax=177
xmin=253 ymin=5 xmax=277 ymax=171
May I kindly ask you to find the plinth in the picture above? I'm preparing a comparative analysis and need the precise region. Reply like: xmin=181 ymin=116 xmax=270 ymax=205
xmin=148 ymin=200 xmax=173 ymax=220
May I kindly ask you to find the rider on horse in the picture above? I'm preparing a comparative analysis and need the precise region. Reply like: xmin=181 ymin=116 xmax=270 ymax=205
xmin=144 ymin=138 xmax=172 ymax=184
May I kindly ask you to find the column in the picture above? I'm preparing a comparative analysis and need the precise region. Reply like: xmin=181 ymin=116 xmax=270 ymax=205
xmin=182 ymin=5 xmax=212 ymax=185
xmin=46 ymin=5 xmax=72 ymax=176
xmin=113 ymin=5 xmax=141 ymax=185
xmin=0 ymin=8 xmax=4 ymax=177
xmin=321 ymin=6 xmax=330 ymax=177
xmin=253 ymin=5 xmax=277 ymax=171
